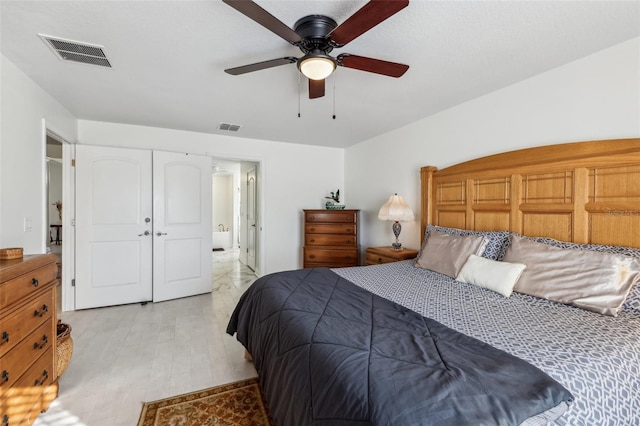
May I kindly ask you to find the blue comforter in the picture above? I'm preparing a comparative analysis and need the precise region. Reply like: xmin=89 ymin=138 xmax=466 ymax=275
xmin=227 ymin=268 xmax=572 ymax=426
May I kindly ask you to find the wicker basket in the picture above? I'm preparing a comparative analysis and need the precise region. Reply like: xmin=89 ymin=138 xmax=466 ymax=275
xmin=56 ymin=320 xmax=73 ymax=378
xmin=0 ymin=247 xmax=23 ymax=260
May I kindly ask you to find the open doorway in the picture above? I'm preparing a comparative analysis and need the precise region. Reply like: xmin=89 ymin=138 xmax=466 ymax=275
xmin=211 ymin=158 xmax=259 ymax=271
xmin=46 ymin=136 xmax=63 ymax=269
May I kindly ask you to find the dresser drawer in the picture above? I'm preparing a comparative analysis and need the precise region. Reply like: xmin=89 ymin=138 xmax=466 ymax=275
xmin=305 ymin=211 xmax=356 ymax=223
xmin=0 ymin=346 xmax=55 ymax=425
xmin=304 ymin=223 xmax=356 ymax=235
xmin=0 ymin=318 xmax=53 ymax=394
xmin=0 ymin=263 xmax=56 ymax=308
xmin=305 ymin=234 xmax=357 ymax=246
xmin=0 ymin=289 xmax=54 ymax=358
xmin=304 ymin=248 xmax=358 ymax=265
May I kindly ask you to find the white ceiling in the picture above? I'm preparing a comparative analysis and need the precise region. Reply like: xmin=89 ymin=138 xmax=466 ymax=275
xmin=1 ymin=1 xmax=638 ymax=148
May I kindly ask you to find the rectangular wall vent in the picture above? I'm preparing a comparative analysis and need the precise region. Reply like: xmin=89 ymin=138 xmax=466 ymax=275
xmin=218 ymin=123 xmax=242 ymax=132
xmin=39 ymin=34 xmax=112 ymax=68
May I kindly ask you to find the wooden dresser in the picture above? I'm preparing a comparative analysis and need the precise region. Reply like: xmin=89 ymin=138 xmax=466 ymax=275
xmin=303 ymin=209 xmax=359 ymax=268
xmin=1 ymin=254 xmax=59 ymax=426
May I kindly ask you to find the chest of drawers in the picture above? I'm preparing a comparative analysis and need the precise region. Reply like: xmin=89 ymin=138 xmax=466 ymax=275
xmin=1 ymin=254 xmax=59 ymax=426
xmin=303 ymin=209 xmax=359 ymax=268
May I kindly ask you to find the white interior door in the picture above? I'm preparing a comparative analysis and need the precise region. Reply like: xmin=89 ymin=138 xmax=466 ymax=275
xmin=246 ymin=167 xmax=257 ymax=271
xmin=153 ymin=151 xmax=212 ymax=302
xmin=75 ymin=145 xmax=153 ymax=309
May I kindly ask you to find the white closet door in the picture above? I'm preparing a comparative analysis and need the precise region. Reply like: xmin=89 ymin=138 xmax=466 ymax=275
xmin=75 ymin=145 xmax=153 ymax=309
xmin=152 ymin=151 xmax=212 ymax=302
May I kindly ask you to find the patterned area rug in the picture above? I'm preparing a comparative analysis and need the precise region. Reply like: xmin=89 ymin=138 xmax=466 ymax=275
xmin=137 ymin=377 xmax=275 ymax=426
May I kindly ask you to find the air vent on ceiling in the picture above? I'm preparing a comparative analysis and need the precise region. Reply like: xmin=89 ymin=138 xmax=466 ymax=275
xmin=39 ymin=34 xmax=112 ymax=68
xmin=218 ymin=123 xmax=242 ymax=132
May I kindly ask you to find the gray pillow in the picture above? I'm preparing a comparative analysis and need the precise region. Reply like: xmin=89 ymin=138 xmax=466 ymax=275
xmin=503 ymin=235 xmax=640 ymax=316
xmin=419 ymin=225 xmax=510 ymax=261
xmin=415 ymin=230 xmax=489 ymax=278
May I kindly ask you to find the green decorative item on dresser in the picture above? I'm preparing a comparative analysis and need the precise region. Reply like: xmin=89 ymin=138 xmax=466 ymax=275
xmin=325 ymin=189 xmax=345 ymax=209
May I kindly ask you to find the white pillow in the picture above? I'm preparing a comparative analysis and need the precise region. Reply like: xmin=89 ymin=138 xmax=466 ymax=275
xmin=456 ymin=254 xmax=526 ymax=298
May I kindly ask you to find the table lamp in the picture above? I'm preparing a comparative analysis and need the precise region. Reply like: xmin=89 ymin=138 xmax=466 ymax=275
xmin=378 ymin=193 xmax=414 ymax=250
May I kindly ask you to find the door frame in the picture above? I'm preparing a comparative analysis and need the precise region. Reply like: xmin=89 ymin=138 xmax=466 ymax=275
xmin=43 ymin=121 xmax=75 ymax=312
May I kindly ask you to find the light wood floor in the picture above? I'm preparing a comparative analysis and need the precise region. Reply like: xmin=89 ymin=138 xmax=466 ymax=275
xmin=36 ymin=249 xmax=258 ymax=426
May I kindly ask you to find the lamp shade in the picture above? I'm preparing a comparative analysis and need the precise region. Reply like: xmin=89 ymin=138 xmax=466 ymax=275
xmin=298 ymin=55 xmax=336 ymax=80
xmin=378 ymin=194 xmax=414 ymax=222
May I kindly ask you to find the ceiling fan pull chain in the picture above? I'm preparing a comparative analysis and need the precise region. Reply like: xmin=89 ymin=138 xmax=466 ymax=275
xmin=332 ymin=74 xmax=336 ymax=120
xmin=297 ymin=71 xmax=301 ymax=118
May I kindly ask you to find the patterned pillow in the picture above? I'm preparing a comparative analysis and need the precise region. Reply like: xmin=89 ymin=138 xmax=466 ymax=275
xmin=418 ymin=225 xmax=510 ymax=261
xmin=507 ymin=234 xmax=640 ymax=313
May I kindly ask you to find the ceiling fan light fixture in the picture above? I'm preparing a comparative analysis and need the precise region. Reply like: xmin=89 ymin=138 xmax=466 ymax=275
xmin=298 ymin=54 xmax=336 ymax=80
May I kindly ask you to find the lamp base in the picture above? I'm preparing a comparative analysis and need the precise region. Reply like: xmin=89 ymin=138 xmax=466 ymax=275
xmin=392 ymin=221 xmax=402 ymax=251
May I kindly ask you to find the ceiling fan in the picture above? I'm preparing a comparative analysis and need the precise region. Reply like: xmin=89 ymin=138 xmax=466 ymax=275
xmin=222 ymin=0 xmax=410 ymax=99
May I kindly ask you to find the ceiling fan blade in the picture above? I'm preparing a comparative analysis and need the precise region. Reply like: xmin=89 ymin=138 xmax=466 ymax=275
xmin=309 ymin=79 xmax=325 ymax=99
xmin=225 ymin=57 xmax=297 ymax=75
xmin=222 ymin=0 xmax=302 ymax=44
xmin=328 ymin=0 xmax=409 ymax=47
xmin=337 ymin=54 xmax=409 ymax=77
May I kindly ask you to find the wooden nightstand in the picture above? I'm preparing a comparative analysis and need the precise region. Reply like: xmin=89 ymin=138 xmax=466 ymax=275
xmin=365 ymin=246 xmax=418 ymax=265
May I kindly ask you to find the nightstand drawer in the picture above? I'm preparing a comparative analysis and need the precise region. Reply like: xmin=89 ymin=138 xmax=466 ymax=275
xmin=365 ymin=247 xmax=418 ymax=265
xmin=366 ymin=252 xmax=399 ymax=265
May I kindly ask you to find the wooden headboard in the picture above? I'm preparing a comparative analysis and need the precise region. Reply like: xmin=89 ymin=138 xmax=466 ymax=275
xmin=420 ymin=138 xmax=640 ymax=249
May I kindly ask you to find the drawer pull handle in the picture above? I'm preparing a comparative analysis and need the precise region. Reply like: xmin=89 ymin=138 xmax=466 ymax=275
xmin=34 ymin=370 xmax=49 ymax=386
xmin=2 ymin=414 xmax=8 ymax=425
xmin=31 ymin=277 xmax=39 ymax=287
xmin=309 ymin=255 xmax=316 ymax=259
xmin=1 ymin=370 xmax=8 ymax=384
xmin=309 ymin=227 xmax=316 ymax=232
xmin=33 ymin=335 xmax=49 ymax=350
xmin=378 ymin=257 xmax=383 ymax=263
xmin=310 ymin=239 xmax=315 ymax=243
xmin=1 ymin=331 xmax=8 ymax=344
xmin=34 ymin=304 xmax=49 ymax=317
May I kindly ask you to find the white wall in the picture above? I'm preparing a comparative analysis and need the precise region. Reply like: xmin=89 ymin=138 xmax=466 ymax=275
xmin=77 ymin=120 xmax=345 ymax=274
xmin=0 ymin=54 xmax=77 ymax=253
xmin=345 ymin=37 xmax=640 ymax=254
xmin=212 ymin=174 xmax=233 ymax=234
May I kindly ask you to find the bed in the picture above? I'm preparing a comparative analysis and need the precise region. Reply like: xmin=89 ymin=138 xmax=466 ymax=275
xmin=228 ymin=138 xmax=640 ymax=425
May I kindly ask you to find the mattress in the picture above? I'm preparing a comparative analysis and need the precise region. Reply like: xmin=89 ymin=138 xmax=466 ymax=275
xmin=335 ymin=260 xmax=640 ymax=425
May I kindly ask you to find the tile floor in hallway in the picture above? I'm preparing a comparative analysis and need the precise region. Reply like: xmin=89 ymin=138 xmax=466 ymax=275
xmin=36 ymin=249 xmax=258 ymax=426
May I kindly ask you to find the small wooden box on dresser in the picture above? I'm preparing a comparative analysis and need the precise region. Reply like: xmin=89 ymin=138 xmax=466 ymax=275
xmin=365 ymin=246 xmax=419 ymax=265
xmin=1 ymin=254 xmax=59 ymax=426
xmin=303 ymin=209 xmax=359 ymax=268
